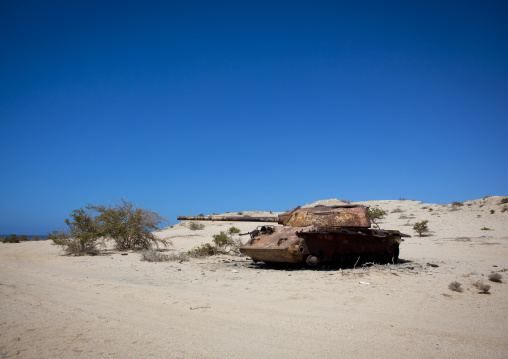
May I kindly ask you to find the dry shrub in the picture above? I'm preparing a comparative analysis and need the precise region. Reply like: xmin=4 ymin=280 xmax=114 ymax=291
xmin=141 ymin=249 xmax=188 ymax=262
xmin=473 ymin=280 xmax=491 ymax=294
xmin=391 ymin=208 xmax=404 ymax=213
xmin=488 ymin=272 xmax=503 ymax=283
xmin=188 ymin=230 xmax=243 ymax=257
xmin=448 ymin=281 xmax=463 ymax=293
xmin=189 ymin=222 xmax=205 ymax=230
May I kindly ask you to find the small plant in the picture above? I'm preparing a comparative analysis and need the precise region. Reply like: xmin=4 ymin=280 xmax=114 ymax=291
xmin=399 ymin=197 xmax=406 ymax=201
xmin=477 ymin=215 xmax=482 ymax=218
xmin=452 ymin=201 xmax=464 ymax=207
xmin=269 ymin=211 xmax=273 ymax=214
xmin=490 ymin=210 xmax=495 ymax=214
xmin=473 ymin=280 xmax=491 ymax=294
xmin=237 ymin=212 xmax=244 ymax=215
xmin=189 ymin=222 xmax=205 ymax=230
xmin=413 ymin=220 xmax=429 ymax=237
xmin=502 ymin=206 xmax=508 ymax=213
xmin=481 ymin=227 xmax=491 ymax=231
xmin=488 ymin=272 xmax=502 ymax=283
xmin=368 ymin=208 xmax=388 ymax=222
xmin=198 ymin=213 xmax=204 ymax=217
xmin=228 ymin=226 xmax=241 ymax=235
xmin=188 ymin=243 xmax=217 ymax=257
xmin=500 ymin=197 xmax=508 ymax=204
xmin=428 ymin=208 xmax=433 ymax=212
xmin=448 ymin=281 xmax=463 ymax=293
xmin=391 ymin=208 xmax=404 ymax=213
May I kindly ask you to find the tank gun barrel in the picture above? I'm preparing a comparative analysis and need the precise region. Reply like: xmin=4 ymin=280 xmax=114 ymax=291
xmin=177 ymin=215 xmax=281 ymax=223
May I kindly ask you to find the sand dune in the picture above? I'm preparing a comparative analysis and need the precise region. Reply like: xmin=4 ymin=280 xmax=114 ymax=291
xmin=1 ymin=197 xmax=507 ymax=358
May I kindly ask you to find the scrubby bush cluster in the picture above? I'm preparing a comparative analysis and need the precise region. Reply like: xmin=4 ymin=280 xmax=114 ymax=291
xmin=189 ymin=222 xmax=205 ymax=230
xmin=500 ymin=197 xmax=508 ymax=204
xmin=188 ymin=226 xmax=242 ymax=257
xmin=452 ymin=201 xmax=464 ymax=207
xmin=1 ymin=234 xmax=44 ymax=243
xmin=50 ymin=199 xmax=169 ymax=255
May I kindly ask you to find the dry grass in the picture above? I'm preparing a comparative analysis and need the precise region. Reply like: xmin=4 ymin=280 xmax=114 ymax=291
xmin=448 ymin=281 xmax=463 ymax=293
xmin=473 ymin=280 xmax=491 ymax=294
xmin=488 ymin=272 xmax=503 ymax=283
xmin=141 ymin=249 xmax=188 ymax=262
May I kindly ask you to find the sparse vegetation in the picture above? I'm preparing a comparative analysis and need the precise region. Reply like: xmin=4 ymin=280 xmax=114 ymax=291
xmin=490 ymin=210 xmax=495 ymax=214
xmin=481 ymin=227 xmax=491 ymax=231
xmin=2 ymin=234 xmax=20 ymax=243
xmin=500 ymin=197 xmax=508 ymax=204
xmin=413 ymin=220 xmax=429 ymax=237
xmin=452 ymin=201 xmax=464 ymax=207
xmin=141 ymin=249 xmax=188 ymax=262
xmin=198 ymin=213 xmax=204 ymax=217
xmin=428 ymin=208 xmax=433 ymax=212
xmin=502 ymin=206 xmax=508 ymax=213
xmin=473 ymin=280 xmax=491 ymax=294
xmin=488 ymin=272 xmax=502 ymax=283
xmin=391 ymin=208 xmax=404 ymax=213
xmin=189 ymin=222 xmax=205 ymax=230
xmin=448 ymin=281 xmax=463 ymax=293
xmin=188 ymin=229 xmax=243 ymax=257
xmin=237 ymin=212 xmax=244 ymax=215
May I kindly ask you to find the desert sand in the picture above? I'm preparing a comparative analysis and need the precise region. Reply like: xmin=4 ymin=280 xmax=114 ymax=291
xmin=1 ymin=197 xmax=507 ymax=358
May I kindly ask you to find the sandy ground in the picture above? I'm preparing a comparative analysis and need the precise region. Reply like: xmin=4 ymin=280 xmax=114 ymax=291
xmin=1 ymin=197 xmax=507 ymax=358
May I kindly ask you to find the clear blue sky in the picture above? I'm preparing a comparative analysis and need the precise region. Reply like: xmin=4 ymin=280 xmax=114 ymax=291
xmin=1 ymin=1 xmax=507 ymax=234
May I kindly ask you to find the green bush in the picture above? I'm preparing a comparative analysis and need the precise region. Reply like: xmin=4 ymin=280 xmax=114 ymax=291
xmin=188 ymin=230 xmax=243 ymax=257
xmin=413 ymin=220 xmax=429 ymax=237
xmin=368 ymin=208 xmax=388 ymax=222
xmin=481 ymin=227 xmax=491 ymax=231
xmin=228 ymin=226 xmax=241 ymax=235
xmin=490 ymin=210 xmax=495 ymax=214
xmin=2 ymin=234 xmax=20 ymax=243
xmin=502 ymin=206 xmax=508 ymax=213
xmin=500 ymin=197 xmax=508 ymax=204
xmin=452 ymin=201 xmax=464 ymax=207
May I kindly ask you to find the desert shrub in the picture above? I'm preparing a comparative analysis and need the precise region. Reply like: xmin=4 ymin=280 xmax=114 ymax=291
xmin=473 ymin=280 xmax=491 ymax=294
xmin=481 ymin=227 xmax=491 ymax=231
xmin=2 ymin=234 xmax=20 ymax=243
xmin=448 ymin=281 xmax=463 ymax=293
xmin=90 ymin=199 xmax=170 ymax=250
xmin=368 ymin=208 xmax=388 ymax=222
xmin=188 ymin=243 xmax=218 ymax=257
xmin=413 ymin=220 xmax=429 ymax=237
xmin=198 ymin=213 xmax=204 ymax=217
xmin=228 ymin=226 xmax=241 ymax=235
xmin=237 ymin=212 xmax=244 ymax=215
xmin=31 ymin=235 xmax=41 ymax=241
xmin=490 ymin=210 xmax=495 ymax=214
xmin=141 ymin=249 xmax=188 ymax=262
xmin=52 ymin=208 xmax=103 ymax=255
xmin=500 ymin=197 xmax=508 ymax=204
xmin=188 ymin=230 xmax=243 ymax=257
xmin=391 ymin=208 xmax=404 ymax=213
xmin=488 ymin=272 xmax=502 ymax=283
xmin=452 ymin=201 xmax=464 ymax=207
xmin=51 ymin=199 xmax=169 ymax=254
xmin=189 ymin=222 xmax=205 ymax=230
xmin=428 ymin=208 xmax=433 ymax=212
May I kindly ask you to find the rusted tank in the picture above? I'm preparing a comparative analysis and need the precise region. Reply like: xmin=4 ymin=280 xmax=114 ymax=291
xmin=178 ymin=205 xmax=409 ymax=267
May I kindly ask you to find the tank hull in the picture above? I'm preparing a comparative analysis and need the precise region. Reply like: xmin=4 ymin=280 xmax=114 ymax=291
xmin=240 ymin=225 xmax=403 ymax=266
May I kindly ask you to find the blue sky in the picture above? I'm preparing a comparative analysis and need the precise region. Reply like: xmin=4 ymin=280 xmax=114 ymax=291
xmin=1 ymin=1 xmax=507 ymax=234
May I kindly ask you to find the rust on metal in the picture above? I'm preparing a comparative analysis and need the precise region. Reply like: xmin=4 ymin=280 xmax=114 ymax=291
xmin=177 ymin=205 xmax=410 ymax=267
